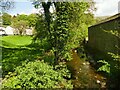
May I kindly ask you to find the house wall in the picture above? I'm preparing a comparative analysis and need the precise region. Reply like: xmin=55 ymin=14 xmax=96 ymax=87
xmin=5 ymin=26 xmax=14 ymax=35
xmin=88 ymin=17 xmax=120 ymax=56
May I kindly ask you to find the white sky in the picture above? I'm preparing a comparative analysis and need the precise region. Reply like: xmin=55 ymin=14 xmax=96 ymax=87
xmin=94 ymin=0 xmax=120 ymax=16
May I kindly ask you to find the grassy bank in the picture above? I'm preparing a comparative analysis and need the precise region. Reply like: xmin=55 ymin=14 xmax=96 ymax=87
xmin=1 ymin=35 xmax=73 ymax=88
xmin=0 ymin=36 xmax=32 ymax=48
xmin=1 ymin=36 xmax=39 ymax=75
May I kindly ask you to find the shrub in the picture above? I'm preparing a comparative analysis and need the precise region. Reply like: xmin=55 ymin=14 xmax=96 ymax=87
xmin=2 ymin=61 xmax=73 ymax=89
xmin=55 ymin=62 xmax=71 ymax=80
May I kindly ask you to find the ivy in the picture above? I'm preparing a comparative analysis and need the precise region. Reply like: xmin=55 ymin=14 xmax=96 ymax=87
xmin=32 ymin=1 xmax=96 ymax=63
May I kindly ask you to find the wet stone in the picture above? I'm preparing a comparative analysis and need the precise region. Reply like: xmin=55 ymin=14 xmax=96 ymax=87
xmin=96 ymin=80 xmax=101 ymax=84
xmin=101 ymin=82 xmax=106 ymax=88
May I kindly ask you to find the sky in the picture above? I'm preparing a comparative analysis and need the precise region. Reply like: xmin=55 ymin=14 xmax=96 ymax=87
xmin=94 ymin=0 xmax=119 ymax=16
xmin=3 ymin=0 xmax=120 ymax=17
xmin=5 ymin=1 xmax=38 ymax=16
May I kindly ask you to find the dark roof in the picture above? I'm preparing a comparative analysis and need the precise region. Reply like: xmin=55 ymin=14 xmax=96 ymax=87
xmin=0 ymin=29 xmax=5 ymax=31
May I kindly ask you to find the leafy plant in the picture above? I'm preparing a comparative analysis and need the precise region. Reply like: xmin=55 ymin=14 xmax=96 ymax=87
xmin=55 ymin=62 xmax=71 ymax=79
xmin=108 ymin=52 xmax=120 ymax=88
xmin=108 ymin=52 xmax=120 ymax=76
xmin=2 ymin=13 xmax=12 ymax=25
xmin=97 ymin=60 xmax=110 ymax=74
xmin=2 ymin=61 xmax=73 ymax=89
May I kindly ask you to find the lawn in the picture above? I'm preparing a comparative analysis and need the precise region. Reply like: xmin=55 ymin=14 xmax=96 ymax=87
xmin=0 ymin=36 xmax=33 ymax=48
xmin=1 ymin=35 xmax=48 ymax=76
xmin=1 ymin=36 xmax=73 ymax=88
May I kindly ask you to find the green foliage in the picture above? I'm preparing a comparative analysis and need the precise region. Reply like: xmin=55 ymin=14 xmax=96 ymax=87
xmin=55 ymin=62 xmax=71 ymax=79
xmin=2 ymin=61 xmax=73 ymax=88
xmin=32 ymin=1 xmax=96 ymax=63
xmin=97 ymin=60 xmax=110 ymax=74
xmin=10 ymin=14 xmax=38 ymax=30
xmin=108 ymin=53 xmax=120 ymax=61
xmin=1 ymin=36 xmax=42 ymax=76
xmin=12 ymin=20 xmax=28 ymax=35
xmin=108 ymin=52 xmax=120 ymax=75
xmin=16 ymin=14 xmax=28 ymax=21
xmin=1 ymin=36 xmax=73 ymax=89
xmin=52 ymin=2 xmax=70 ymax=62
xmin=27 ymin=14 xmax=38 ymax=27
xmin=107 ymin=53 xmax=120 ymax=88
xmin=104 ymin=30 xmax=119 ymax=38
xmin=33 ymin=15 xmax=48 ymax=42
xmin=53 ymin=2 xmax=95 ymax=61
xmin=2 ymin=13 xmax=12 ymax=25
xmin=83 ymin=13 xmax=96 ymax=26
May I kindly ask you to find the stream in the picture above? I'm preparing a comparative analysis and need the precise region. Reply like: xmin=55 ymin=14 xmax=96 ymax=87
xmin=67 ymin=50 xmax=107 ymax=89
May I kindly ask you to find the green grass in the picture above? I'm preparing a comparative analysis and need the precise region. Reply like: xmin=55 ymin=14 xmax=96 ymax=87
xmin=1 ymin=35 xmax=52 ymax=77
xmin=2 ymin=36 xmax=73 ymax=88
xmin=0 ymin=36 xmax=33 ymax=48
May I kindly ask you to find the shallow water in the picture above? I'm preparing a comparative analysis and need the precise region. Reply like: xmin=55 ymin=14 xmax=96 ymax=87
xmin=67 ymin=50 xmax=107 ymax=88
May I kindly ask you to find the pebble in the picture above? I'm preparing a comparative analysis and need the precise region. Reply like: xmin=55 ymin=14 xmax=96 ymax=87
xmin=83 ymin=63 xmax=86 ymax=65
xmin=101 ymin=82 xmax=106 ymax=88
xmin=96 ymin=80 xmax=101 ymax=84
xmin=94 ymin=75 xmax=97 ymax=78
xmin=86 ymin=62 xmax=90 ymax=65
xmin=74 ymin=50 xmax=77 ymax=52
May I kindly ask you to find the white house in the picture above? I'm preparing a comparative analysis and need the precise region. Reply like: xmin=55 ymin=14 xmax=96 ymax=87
xmin=5 ymin=26 xmax=14 ymax=35
xmin=0 ymin=26 xmax=14 ymax=35
xmin=0 ymin=29 xmax=6 ymax=35
xmin=0 ymin=27 xmax=6 ymax=35
xmin=25 ymin=28 xmax=33 ymax=35
xmin=0 ymin=26 xmax=33 ymax=35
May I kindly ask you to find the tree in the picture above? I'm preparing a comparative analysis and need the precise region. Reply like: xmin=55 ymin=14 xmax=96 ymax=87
xmin=2 ymin=13 xmax=12 ymax=25
xmin=33 ymin=14 xmax=47 ymax=42
xmin=12 ymin=20 xmax=28 ymax=35
xmin=0 ymin=0 xmax=14 ymax=10
xmin=52 ymin=2 xmax=96 ymax=63
xmin=16 ymin=14 xmax=28 ymax=21
xmin=11 ymin=14 xmax=39 ymax=35
xmin=32 ymin=1 xmax=96 ymax=64
xmin=27 ymin=14 xmax=38 ymax=27
xmin=33 ymin=2 xmax=53 ymax=45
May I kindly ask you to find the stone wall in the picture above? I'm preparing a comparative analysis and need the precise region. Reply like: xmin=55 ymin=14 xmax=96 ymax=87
xmin=88 ymin=14 xmax=120 ymax=57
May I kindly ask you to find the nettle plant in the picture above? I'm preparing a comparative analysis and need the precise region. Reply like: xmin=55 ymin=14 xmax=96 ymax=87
xmin=97 ymin=60 xmax=110 ymax=74
xmin=2 ymin=61 xmax=73 ymax=88
xmin=97 ymin=53 xmax=120 ymax=74
xmin=108 ymin=52 xmax=120 ymax=71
